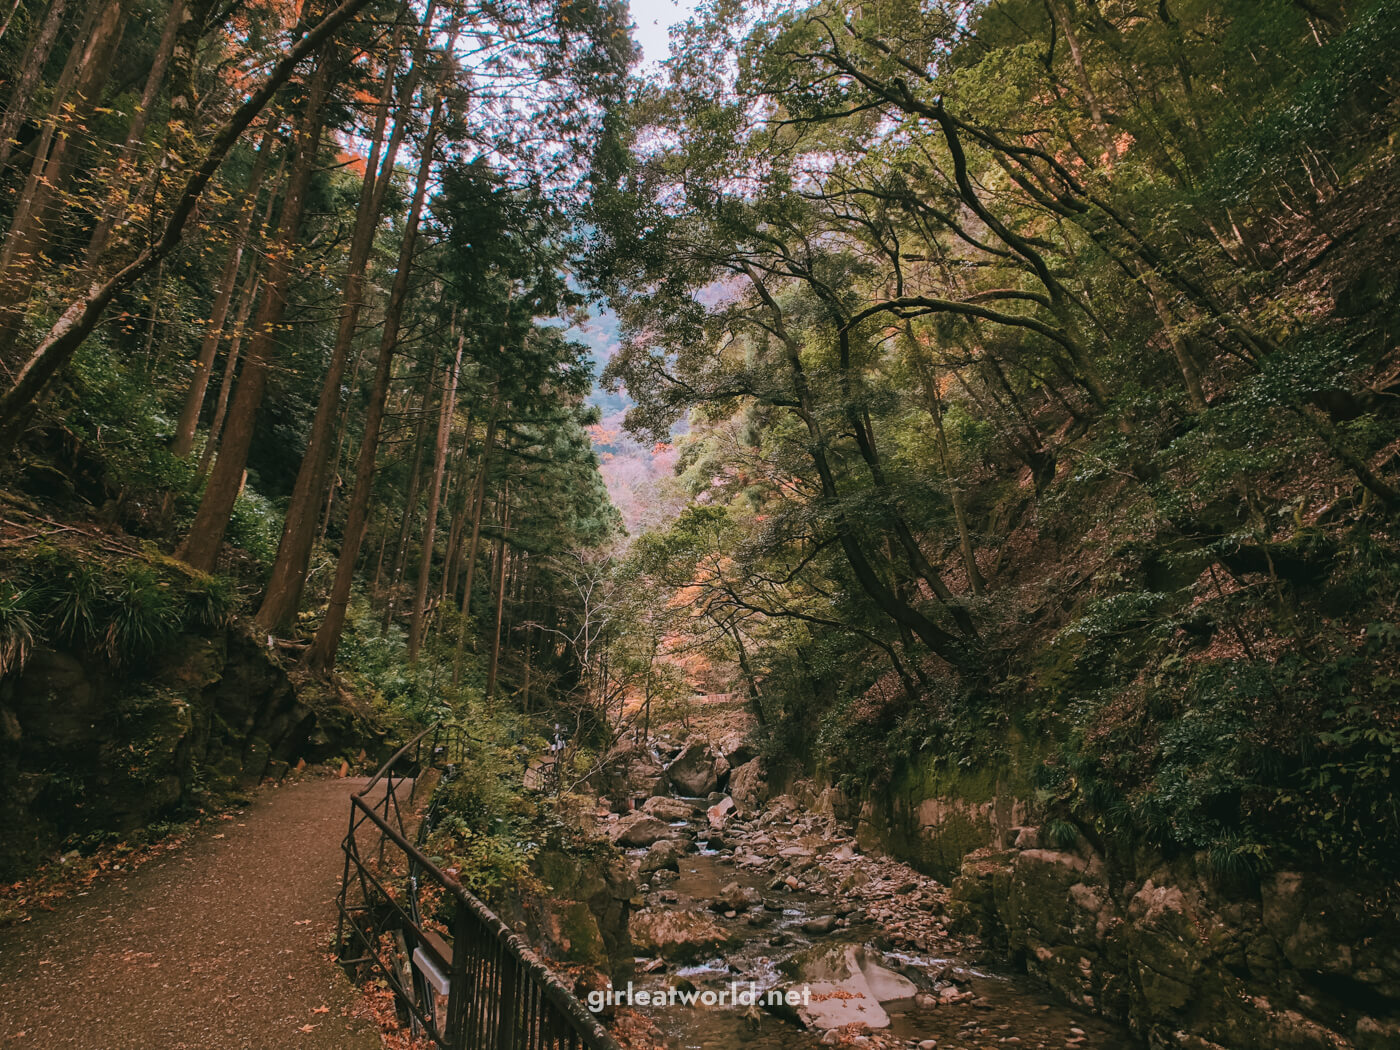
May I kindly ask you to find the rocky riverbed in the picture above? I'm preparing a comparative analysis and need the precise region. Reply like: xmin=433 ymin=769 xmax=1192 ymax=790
xmin=593 ymin=737 xmax=1137 ymax=1050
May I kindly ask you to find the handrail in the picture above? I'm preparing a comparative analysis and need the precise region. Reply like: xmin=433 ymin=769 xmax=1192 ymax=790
xmin=358 ymin=722 xmax=440 ymax=797
xmin=350 ymin=794 xmax=619 ymax=1048
xmin=338 ymin=720 xmax=620 ymax=1050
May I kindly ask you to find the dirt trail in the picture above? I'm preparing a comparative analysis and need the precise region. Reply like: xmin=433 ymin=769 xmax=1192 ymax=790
xmin=0 ymin=777 xmax=384 ymax=1050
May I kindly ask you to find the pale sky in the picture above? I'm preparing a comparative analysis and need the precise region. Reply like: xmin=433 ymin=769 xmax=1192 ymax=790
xmin=629 ymin=0 xmax=695 ymax=67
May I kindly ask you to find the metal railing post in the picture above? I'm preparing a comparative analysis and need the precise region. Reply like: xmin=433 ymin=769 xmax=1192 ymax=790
xmin=337 ymin=721 xmax=621 ymax=1050
xmin=446 ymin=898 xmax=471 ymax=1050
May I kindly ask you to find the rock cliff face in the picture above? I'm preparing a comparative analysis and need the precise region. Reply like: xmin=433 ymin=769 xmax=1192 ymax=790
xmin=949 ymin=839 xmax=1400 ymax=1050
xmin=847 ymin=765 xmax=1400 ymax=1050
xmin=523 ymin=845 xmax=639 ymax=982
xmin=0 ymin=629 xmax=378 ymax=877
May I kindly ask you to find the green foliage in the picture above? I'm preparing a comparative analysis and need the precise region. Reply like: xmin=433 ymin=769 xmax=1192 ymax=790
xmin=424 ymin=756 xmax=545 ymax=905
xmin=335 ymin=594 xmax=484 ymax=724
xmin=226 ymin=489 xmax=282 ymax=568
xmin=425 ymin=817 xmax=540 ymax=904
xmin=0 ymin=584 xmax=38 ymax=678
xmin=48 ymin=560 xmax=104 ymax=645
xmin=0 ymin=545 xmax=239 ymax=668
xmin=1043 ymin=819 xmax=1080 ymax=851
xmin=105 ymin=564 xmax=180 ymax=662
xmin=183 ymin=573 xmax=235 ymax=629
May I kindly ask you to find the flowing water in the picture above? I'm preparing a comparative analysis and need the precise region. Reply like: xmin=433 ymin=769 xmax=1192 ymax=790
xmin=625 ymin=834 xmax=1138 ymax=1050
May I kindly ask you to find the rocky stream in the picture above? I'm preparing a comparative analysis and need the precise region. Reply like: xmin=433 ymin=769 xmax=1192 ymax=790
xmin=593 ymin=738 xmax=1138 ymax=1050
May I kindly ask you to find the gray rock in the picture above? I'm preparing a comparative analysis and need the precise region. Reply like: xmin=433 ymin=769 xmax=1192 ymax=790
xmin=611 ymin=814 xmax=675 ymax=848
xmin=640 ymin=838 xmax=688 ymax=874
xmin=666 ymin=740 xmax=720 ymax=796
xmin=642 ymin=796 xmax=699 ymax=821
xmin=707 ymin=795 xmax=736 ymax=829
xmin=779 ymin=943 xmax=917 ymax=1030
xmin=728 ymin=758 xmax=768 ymax=816
xmin=711 ymin=880 xmax=762 ymax=912
xmin=629 ymin=908 xmax=731 ymax=962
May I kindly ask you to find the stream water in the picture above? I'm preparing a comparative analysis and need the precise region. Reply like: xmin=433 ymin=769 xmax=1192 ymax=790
xmin=622 ymin=820 xmax=1138 ymax=1050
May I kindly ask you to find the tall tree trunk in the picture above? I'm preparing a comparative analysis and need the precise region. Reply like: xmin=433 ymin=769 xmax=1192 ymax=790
xmin=0 ymin=0 xmax=69 ymax=174
xmin=725 ymin=617 xmax=765 ymax=725
xmin=317 ymin=339 xmax=371 ymax=547
xmin=198 ymin=267 xmax=259 ymax=476
xmin=176 ymin=49 xmax=332 ymax=573
xmin=906 ymin=325 xmax=985 ymax=594
xmin=518 ymin=573 xmax=536 ymax=712
xmin=485 ymin=486 xmax=510 ymax=703
xmin=254 ymin=14 xmax=419 ymax=632
xmin=0 ymin=0 xmax=376 ymax=454
xmin=381 ymin=360 xmax=436 ymax=634
xmin=84 ymin=0 xmax=186 ymax=269
xmin=171 ymin=131 xmax=274 ymax=458
xmin=745 ymin=266 xmax=971 ymax=670
xmin=307 ymin=88 xmax=444 ymax=673
xmin=0 ymin=0 xmax=125 ymax=358
xmin=408 ymin=330 xmax=462 ymax=661
xmin=452 ymin=388 xmax=500 ymax=685
xmin=438 ymin=408 xmax=475 ymax=604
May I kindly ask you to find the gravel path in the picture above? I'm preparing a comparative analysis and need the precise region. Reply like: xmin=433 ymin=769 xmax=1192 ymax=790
xmin=0 ymin=777 xmax=385 ymax=1050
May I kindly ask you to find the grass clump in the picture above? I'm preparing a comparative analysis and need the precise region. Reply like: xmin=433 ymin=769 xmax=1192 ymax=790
xmin=0 ymin=585 xmax=38 ymax=677
xmin=104 ymin=564 xmax=180 ymax=662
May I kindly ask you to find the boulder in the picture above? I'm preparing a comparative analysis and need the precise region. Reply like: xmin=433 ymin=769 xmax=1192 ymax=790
xmin=812 ymin=785 xmax=849 ymax=822
xmin=629 ymin=908 xmax=732 ymax=962
xmin=536 ymin=900 xmax=609 ymax=967
xmin=728 ymin=758 xmax=767 ymax=815
xmin=666 ymin=740 xmax=721 ymax=796
xmin=711 ymin=880 xmax=762 ymax=912
xmin=642 ymin=796 xmax=699 ymax=822
xmin=716 ymin=730 xmax=757 ymax=767
xmin=610 ymin=814 xmax=675 ymax=848
xmin=707 ymin=795 xmax=735 ymax=829
xmin=779 ymin=944 xmax=918 ymax=1030
xmin=595 ymin=742 xmax=666 ymax=803
xmin=640 ymin=839 xmax=688 ymax=874
xmin=758 ymin=793 xmax=799 ymax=826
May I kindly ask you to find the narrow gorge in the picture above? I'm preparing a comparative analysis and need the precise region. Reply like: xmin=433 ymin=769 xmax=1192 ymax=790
xmin=1 ymin=1 xmax=1398 ymax=1049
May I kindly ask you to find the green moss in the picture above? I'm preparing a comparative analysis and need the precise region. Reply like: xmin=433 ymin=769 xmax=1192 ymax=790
xmin=554 ymin=900 xmax=608 ymax=965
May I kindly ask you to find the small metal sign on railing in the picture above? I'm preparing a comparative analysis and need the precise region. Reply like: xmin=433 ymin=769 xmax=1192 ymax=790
xmin=336 ymin=723 xmax=619 ymax=1050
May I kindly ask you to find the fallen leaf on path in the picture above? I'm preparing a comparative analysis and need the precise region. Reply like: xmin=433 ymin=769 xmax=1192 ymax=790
xmin=299 ymin=1023 xmax=318 ymax=1032
xmin=312 ymin=1005 xmax=329 ymax=1014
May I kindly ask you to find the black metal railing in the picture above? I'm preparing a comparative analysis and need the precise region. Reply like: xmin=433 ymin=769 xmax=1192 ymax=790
xmin=336 ymin=722 xmax=619 ymax=1050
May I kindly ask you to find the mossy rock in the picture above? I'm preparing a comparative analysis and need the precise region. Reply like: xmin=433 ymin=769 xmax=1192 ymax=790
xmin=553 ymin=900 xmax=609 ymax=966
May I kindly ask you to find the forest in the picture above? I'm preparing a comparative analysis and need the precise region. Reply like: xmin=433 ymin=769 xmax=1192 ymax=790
xmin=0 ymin=1 xmax=1398 ymax=1049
